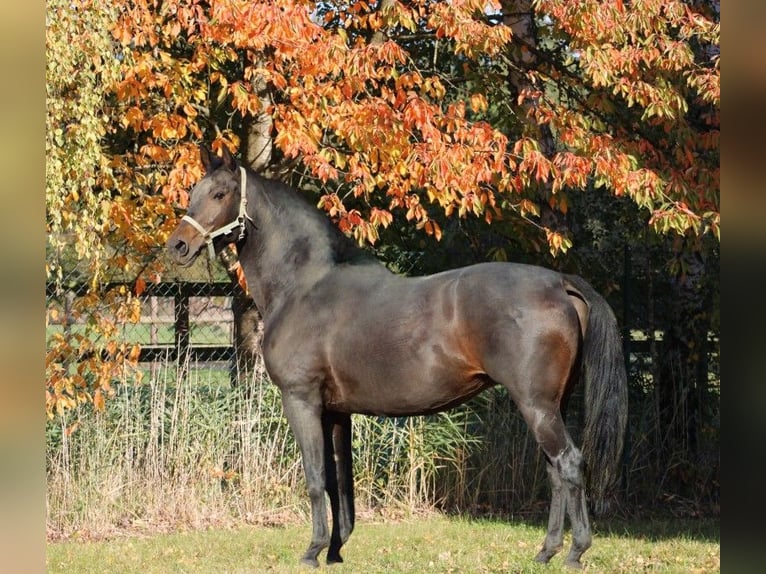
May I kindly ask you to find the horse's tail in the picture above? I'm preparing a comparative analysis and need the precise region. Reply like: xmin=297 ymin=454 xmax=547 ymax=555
xmin=565 ymin=274 xmax=628 ymax=515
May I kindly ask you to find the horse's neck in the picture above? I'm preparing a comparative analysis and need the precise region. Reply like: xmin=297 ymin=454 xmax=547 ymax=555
xmin=237 ymin=187 xmax=336 ymax=319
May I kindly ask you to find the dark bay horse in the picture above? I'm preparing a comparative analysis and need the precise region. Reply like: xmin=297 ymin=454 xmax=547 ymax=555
xmin=166 ymin=147 xmax=628 ymax=569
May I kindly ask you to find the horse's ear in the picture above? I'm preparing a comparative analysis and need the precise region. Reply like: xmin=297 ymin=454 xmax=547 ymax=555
xmin=221 ymin=145 xmax=238 ymax=172
xmin=199 ymin=146 xmax=213 ymax=173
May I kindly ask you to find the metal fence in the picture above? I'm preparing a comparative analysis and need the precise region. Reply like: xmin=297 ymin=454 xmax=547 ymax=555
xmin=46 ymin=280 xmax=241 ymax=369
xmin=44 ymin=252 xmax=720 ymax=515
xmin=46 ymin=278 xmax=711 ymax=377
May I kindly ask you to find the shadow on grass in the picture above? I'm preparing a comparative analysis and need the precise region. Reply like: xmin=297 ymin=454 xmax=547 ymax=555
xmin=444 ymin=508 xmax=720 ymax=544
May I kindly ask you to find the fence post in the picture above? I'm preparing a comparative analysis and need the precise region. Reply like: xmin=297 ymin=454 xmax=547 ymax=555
xmin=620 ymin=242 xmax=632 ymax=497
xmin=174 ymin=283 xmax=190 ymax=381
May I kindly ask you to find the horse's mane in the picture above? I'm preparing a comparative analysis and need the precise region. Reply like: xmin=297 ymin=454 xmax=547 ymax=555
xmin=251 ymin=172 xmax=378 ymax=267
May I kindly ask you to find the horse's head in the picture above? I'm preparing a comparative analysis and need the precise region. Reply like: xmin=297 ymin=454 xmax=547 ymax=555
xmin=167 ymin=146 xmax=249 ymax=267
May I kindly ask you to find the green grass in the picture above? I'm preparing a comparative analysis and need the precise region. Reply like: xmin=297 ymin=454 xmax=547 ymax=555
xmin=46 ymin=515 xmax=719 ymax=573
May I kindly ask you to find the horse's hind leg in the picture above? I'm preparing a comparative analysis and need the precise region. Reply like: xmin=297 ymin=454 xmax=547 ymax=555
xmin=555 ymin=443 xmax=592 ymax=568
xmin=490 ymin=310 xmax=592 ymax=567
xmin=519 ymin=403 xmax=592 ymax=568
xmin=323 ymin=412 xmax=355 ymax=564
xmin=534 ymin=462 xmax=567 ymax=564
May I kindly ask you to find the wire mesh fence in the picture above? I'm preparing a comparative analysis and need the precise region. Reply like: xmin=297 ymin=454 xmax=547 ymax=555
xmin=45 ymin=271 xmax=260 ymax=395
xmin=47 ymin=280 xmax=235 ymax=352
xmin=44 ymin=259 xmax=721 ymax=393
xmin=45 ymin=250 xmax=720 ymax=536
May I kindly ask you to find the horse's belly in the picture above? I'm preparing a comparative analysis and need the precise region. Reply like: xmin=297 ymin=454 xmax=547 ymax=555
xmin=322 ymin=356 xmax=491 ymax=417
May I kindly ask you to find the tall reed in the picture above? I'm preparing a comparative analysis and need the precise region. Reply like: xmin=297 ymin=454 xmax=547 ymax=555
xmin=52 ymin=355 xmax=672 ymax=539
xmin=47 ymin=355 xmax=300 ymax=538
xmin=48 ymin=352 xmax=527 ymax=538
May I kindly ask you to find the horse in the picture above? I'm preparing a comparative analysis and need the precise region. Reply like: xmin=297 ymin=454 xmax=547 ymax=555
xmin=166 ymin=146 xmax=628 ymax=569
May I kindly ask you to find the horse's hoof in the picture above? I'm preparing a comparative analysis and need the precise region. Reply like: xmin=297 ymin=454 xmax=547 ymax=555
xmin=300 ymin=556 xmax=320 ymax=569
xmin=327 ymin=553 xmax=344 ymax=565
xmin=534 ymin=548 xmax=560 ymax=564
xmin=564 ymin=558 xmax=584 ymax=569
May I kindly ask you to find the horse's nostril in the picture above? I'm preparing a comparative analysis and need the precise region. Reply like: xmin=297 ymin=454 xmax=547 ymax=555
xmin=175 ymin=240 xmax=189 ymax=256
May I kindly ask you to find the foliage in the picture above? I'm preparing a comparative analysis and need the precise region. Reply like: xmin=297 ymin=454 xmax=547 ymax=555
xmin=534 ymin=0 xmax=719 ymax=238
xmin=46 ymin=0 xmax=144 ymax=416
xmin=46 ymin=0 xmax=719 ymax=416
xmin=46 ymin=0 xmax=119 ymax=276
xmin=105 ymin=0 xmax=719 ymax=244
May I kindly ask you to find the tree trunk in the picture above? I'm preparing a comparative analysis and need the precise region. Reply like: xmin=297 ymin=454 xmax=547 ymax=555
xmin=220 ymin=67 xmax=273 ymax=388
xmin=501 ymin=1 xmax=567 ymax=234
xmin=242 ymin=69 xmax=273 ymax=173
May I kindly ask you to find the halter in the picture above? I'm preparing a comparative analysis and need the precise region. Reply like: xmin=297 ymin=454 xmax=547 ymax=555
xmin=181 ymin=167 xmax=254 ymax=261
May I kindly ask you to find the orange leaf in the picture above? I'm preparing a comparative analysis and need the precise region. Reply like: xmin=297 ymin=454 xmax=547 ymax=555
xmin=470 ymin=93 xmax=487 ymax=113
xmin=234 ymin=262 xmax=249 ymax=295
xmin=128 ymin=344 xmax=141 ymax=363
xmin=93 ymin=389 xmax=105 ymax=411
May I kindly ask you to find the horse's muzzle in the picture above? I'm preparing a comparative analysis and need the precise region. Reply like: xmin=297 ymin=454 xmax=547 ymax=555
xmin=166 ymin=227 xmax=202 ymax=267
xmin=171 ymin=238 xmax=189 ymax=258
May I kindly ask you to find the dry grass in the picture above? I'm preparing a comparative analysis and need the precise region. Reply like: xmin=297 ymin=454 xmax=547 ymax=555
xmin=46 ymin=358 xmax=484 ymax=540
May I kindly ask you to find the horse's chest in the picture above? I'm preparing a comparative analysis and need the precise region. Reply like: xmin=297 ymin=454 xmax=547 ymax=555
xmin=261 ymin=321 xmax=326 ymax=388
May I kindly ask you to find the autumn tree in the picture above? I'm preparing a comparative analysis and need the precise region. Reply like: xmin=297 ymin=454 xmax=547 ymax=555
xmin=46 ymin=0 xmax=719 ymax=422
xmin=46 ymin=0 xmax=143 ymax=414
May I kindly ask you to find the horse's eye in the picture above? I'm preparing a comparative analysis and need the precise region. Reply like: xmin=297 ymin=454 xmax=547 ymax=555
xmin=213 ymin=191 xmax=226 ymax=200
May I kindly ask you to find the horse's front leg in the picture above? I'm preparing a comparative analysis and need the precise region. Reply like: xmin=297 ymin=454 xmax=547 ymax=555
xmin=324 ymin=412 xmax=355 ymax=564
xmin=281 ymin=390 xmax=330 ymax=567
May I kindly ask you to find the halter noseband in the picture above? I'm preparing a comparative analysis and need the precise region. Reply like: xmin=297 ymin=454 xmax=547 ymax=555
xmin=181 ymin=167 xmax=253 ymax=261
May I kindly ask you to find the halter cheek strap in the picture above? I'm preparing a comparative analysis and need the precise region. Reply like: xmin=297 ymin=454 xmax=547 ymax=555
xmin=182 ymin=166 xmax=253 ymax=261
